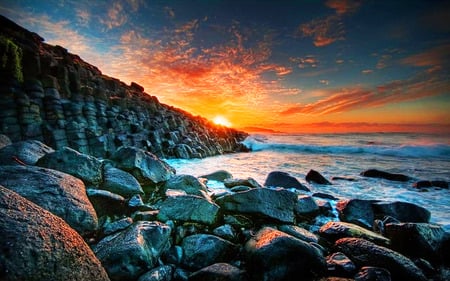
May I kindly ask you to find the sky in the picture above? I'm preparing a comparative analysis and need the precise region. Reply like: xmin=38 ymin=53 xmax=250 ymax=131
xmin=1 ymin=0 xmax=449 ymax=133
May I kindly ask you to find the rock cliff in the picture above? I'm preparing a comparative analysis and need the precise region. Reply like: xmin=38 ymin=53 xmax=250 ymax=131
xmin=0 ymin=15 xmax=247 ymax=159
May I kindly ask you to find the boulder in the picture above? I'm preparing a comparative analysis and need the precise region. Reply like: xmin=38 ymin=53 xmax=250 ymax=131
xmin=278 ymin=224 xmax=319 ymax=243
xmin=0 ymin=165 xmax=97 ymax=236
xmin=189 ymin=263 xmax=247 ymax=281
xmin=213 ymin=224 xmax=238 ymax=242
xmin=0 ymin=185 xmax=110 ymax=281
xmin=157 ymin=194 xmax=220 ymax=225
xmin=326 ymin=252 xmax=357 ymax=277
xmin=162 ymin=174 xmax=209 ymax=197
xmin=336 ymin=199 xmax=376 ymax=229
xmin=295 ymin=195 xmax=320 ymax=219
xmin=306 ymin=169 xmax=332 ymax=185
xmin=224 ymin=177 xmax=261 ymax=189
xmin=0 ymin=134 xmax=11 ymax=149
xmin=335 ymin=238 xmax=427 ymax=281
xmin=102 ymin=165 xmax=144 ymax=197
xmin=319 ymin=221 xmax=390 ymax=247
xmin=215 ymin=187 xmax=297 ymax=223
xmin=94 ymin=221 xmax=172 ymax=281
xmin=354 ymin=267 xmax=391 ymax=281
xmin=137 ymin=265 xmax=173 ymax=281
xmin=0 ymin=140 xmax=54 ymax=165
xmin=182 ymin=234 xmax=239 ymax=270
xmin=200 ymin=170 xmax=233 ymax=182
xmin=413 ymin=180 xmax=448 ymax=189
xmin=110 ymin=146 xmax=175 ymax=187
xmin=36 ymin=146 xmax=103 ymax=186
xmin=264 ymin=171 xmax=309 ymax=191
xmin=360 ymin=169 xmax=410 ymax=182
xmin=372 ymin=201 xmax=430 ymax=223
xmin=86 ymin=189 xmax=127 ymax=217
xmin=102 ymin=217 xmax=133 ymax=236
xmin=244 ymin=227 xmax=327 ymax=281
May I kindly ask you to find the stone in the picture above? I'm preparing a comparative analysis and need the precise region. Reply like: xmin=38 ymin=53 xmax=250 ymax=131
xmin=213 ymin=224 xmax=238 ymax=242
xmin=0 ymin=140 xmax=54 ymax=165
xmin=111 ymin=146 xmax=175 ymax=187
xmin=306 ymin=169 xmax=332 ymax=185
xmin=132 ymin=210 xmax=159 ymax=221
xmin=94 ymin=221 xmax=172 ymax=281
xmin=0 ymin=185 xmax=110 ymax=281
xmin=181 ymin=234 xmax=239 ymax=270
xmin=86 ymin=189 xmax=127 ymax=217
xmin=0 ymin=165 xmax=97 ymax=236
xmin=335 ymin=238 xmax=427 ymax=281
xmin=319 ymin=221 xmax=390 ymax=247
xmin=372 ymin=201 xmax=430 ymax=223
xmin=157 ymin=194 xmax=220 ymax=225
xmin=230 ymin=185 xmax=251 ymax=192
xmin=224 ymin=177 xmax=262 ymax=189
xmin=216 ymin=187 xmax=297 ymax=223
xmin=244 ymin=227 xmax=327 ymax=281
xmin=278 ymin=224 xmax=319 ymax=243
xmin=102 ymin=217 xmax=133 ymax=236
xmin=137 ymin=265 xmax=173 ymax=281
xmin=201 ymin=170 xmax=233 ymax=182
xmin=413 ymin=180 xmax=448 ymax=189
xmin=295 ymin=194 xmax=320 ymax=219
xmin=360 ymin=169 xmax=410 ymax=182
xmin=102 ymin=165 xmax=144 ymax=197
xmin=326 ymin=252 xmax=357 ymax=277
xmin=0 ymin=134 xmax=12 ymax=149
xmin=336 ymin=199 xmax=376 ymax=229
xmin=264 ymin=171 xmax=309 ymax=191
xmin=354 ymin=267 xmax=391 ymax=281
xmin=162 ymin=174 xmax=209 ymax=197
xmin=36 ymin=146 xmax=103 ymax=186
xmin=189 ymin=263 xmax=247 ymax=281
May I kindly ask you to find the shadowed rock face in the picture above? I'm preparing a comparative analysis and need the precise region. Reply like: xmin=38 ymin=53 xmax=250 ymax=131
xmin=0 ymin=185 xmax=110 ymax=281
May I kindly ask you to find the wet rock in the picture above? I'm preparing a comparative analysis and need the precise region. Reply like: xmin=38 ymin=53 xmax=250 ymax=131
xmin=372 ymin=201 xmax=430 ymax=223
xmin=354 ymin=266 xmax=391 ymax=281
xmin=319 ymin=221 xmax=390 ymax=247
xmin=326 ymin=252 xmax=356 ymax=277
xmin=0 ymin=140 xmax=54 ymax=165
xmin=182 ymin=234 xmax=239 ymax=270
xmin=110 ymin=146 xmax=175 ymax=187
xmin=213 ymin=224 xmax=238 ymax=242
xmin=157 ymin=194 xmax=220 ymax=225
xmin=162 ymin=174 xmax=209 ymax=197
xmin=94 ymin=221 xmax=172 ymax=281
xmin=413 ymin=180 xmax=448 ymax=189
xmin=216 ymin=187 xmax=297 ymax=223
xmin=306 ymin=169 xmax=332 ymax=185
xmin=102 ymin=217 xmax=133 ymax=236
xmin=244 ymin=227 xmax=327 ymax=281
xmin=278 ymin=224 xmax=319 ymax=243
xmin=36 ymin=146 xmax=103 ymax=186
xmin=102 ymin=165 xmax=143 ymax=197
xmin=132 ymin=210 xmax=159 ymax=221
xmin=360 ymin=169 xmax=410 ymax=182
xmin=336 ymin=199 xmax=376 ymax=229
xmin=137 ymin=265 xmax=173 ymax=281
xmin=201 ymin=170 xmax=233 ymax=182
xmin=264 ymin=171 xmax=309 ymax=191
xmin=189 ymin=263 xmax=247 ymax=281
xmin=313 ymin=192 xmax=339 ymax=200
xmin=0 ymin=165 xmax=97 ymax=236
xmin=335 ymin=237 xmax=427 ymax=281
xmin=295 ymin=194 xmax=320 ymax=220
xmin=331 ymin=176 xmax=356 ymax=182
xmin=0 ymin=185 xmax=110 ymax=281
xmin=86 ymin=189 xmax=127 ymax=217
xmin=224 ymin=177 xmax=262 ymax=189
xmin=230 ymin=185 xmax=252 ymax=192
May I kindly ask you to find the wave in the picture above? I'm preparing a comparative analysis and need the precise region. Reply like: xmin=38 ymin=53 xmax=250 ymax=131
xmin=242 ymin=136 xmax=450 ymax=158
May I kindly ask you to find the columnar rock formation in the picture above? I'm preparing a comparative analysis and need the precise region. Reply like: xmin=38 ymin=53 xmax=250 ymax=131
xmin=0 ymin=15 xmax=247 ymax=159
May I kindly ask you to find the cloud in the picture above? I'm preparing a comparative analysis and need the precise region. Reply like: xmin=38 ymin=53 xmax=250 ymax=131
xmin=76 ymin=8 xmax=90 ymax=26
xmin=100 ymin=1 xmax=127 ymax=30
xmin=361 ymin=69 xmax=373 ymax=74
xmin=290 ymin=55 xmax=318 ymax=68
xmin=298 ymin=15 xmax=344 ymax=47
xmin=319 ymin=79 xmax=329 ymax=85
xmin=401 ymin=44 xmax=450 ymax=70
xmin=325 ymin=0 xmax=361 ymax=15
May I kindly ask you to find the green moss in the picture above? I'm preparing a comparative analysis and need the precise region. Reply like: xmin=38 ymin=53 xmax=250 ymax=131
xmin=0 ymin=35 xmax=23 ymax=83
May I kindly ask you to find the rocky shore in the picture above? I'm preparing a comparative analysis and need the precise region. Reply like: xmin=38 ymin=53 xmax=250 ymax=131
xmin=1 ymin=134 xmax=449 ymax=281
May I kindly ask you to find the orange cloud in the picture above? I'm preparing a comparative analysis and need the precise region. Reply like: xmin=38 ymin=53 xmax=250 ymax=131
xmin=325 ymin=0 xmax=361 ymax=15
xmin=401 ymin=44 xmax=450 ymax=69
xmin=100 ymin=1 xmax=127 ymax=30
xmin=299 ymin=15 xmax=344 ymax=47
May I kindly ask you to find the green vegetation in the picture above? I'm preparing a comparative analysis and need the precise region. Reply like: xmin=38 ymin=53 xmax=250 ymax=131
xmin=0 ymin=35 xmax=23 ymax=83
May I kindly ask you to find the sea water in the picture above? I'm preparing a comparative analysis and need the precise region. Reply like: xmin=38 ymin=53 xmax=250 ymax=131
xmin=166 ymin=133 xmax=450 ymax=230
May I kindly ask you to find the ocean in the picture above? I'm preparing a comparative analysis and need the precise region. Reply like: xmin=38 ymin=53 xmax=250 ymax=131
xmin=166 ymin=133 xmax=450 ymax=231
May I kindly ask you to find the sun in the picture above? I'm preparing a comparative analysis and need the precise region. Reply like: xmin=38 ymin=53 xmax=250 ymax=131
xmin=213 ymin=116 xmax=232 ymax=127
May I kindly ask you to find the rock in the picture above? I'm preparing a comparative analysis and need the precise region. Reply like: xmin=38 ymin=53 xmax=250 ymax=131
xmin=128 ymin=194 xmax=145 ymax=208
xmin=264 ymin=171 xmax=310 ymax=191
xmin=110 ymin=146 xmax=175 ymax=187
xmin=354 ymin=267 xmax=391 ymax=281
xmin=244 ymin=227 xmax=327 ymax=281
xmin=372 ymin=201 xmax=430 ymax=223
xmin=335 ymin=238 xmax=427 ymax=281
xmin=162 ymin=245 xmax=183 ymax=265
xmin=102 ymin=217 xmax=133 ymax=236
xmin=36 ymin=146 xmax=103 ymax=186
xmin=157 ymin=194 xmax=220 ymax=225
xmin=0 ymin=140 xmax=54 ymax=165
xmin=336 ymin=199 xmax=376 ymax=229
xmin=0 ymin=165 xmax=97 ymax=236
xmin=0 ymin=185 xmax=110 ymax=281
xmin=319 ymin=221 xmax=390 ymax=247
xmin=0 ymin=134 xmax=12 ymax=149
xmin=326 ymin=252 xmax=357 ymax=277
xmin=278 ymin=224 xmax=319 ymax=243
xmin=133 ymin=210 xmax=159 ymax=221
xmin=102 ymin=165 xmax=144 ymax=197
xmin=230 ymin=185 xmax=252 ymax=192
xmin=331 ymin=176 xmax=356 ymax=182
xmin=216 ymin=187 xmax=297 ymax=223
xmin=213 ymin=224 xmax=238 ymax=242
xmin=360 ymin=169 xmax=410 ymax=182
xmin=137 ymin=265 xmax=173 ymax=281
xmin=413 ymin=180 xmax=448 ymax=189
xmin=182 ymin=234 xmax=239 ymax=270
xmin=384 ymin=222 xmax=448 ymax=263
xmin=306 ymin=169 xmax=332 ymax=185
xmin=295 ymin=194 xmax=320 ymax=219
xmin=189 ymin=263 xmax=247 ymax=281
xmin=201 ymin=170 xmax=233 ymax=182
xmin=86 ymin=189 xmax=127 ymax=217
xmin=162 ymin=174 xmax=209 ymax=197
xmin=94 ymin=221 xmax=172 ymax=281
xmin=313 ymin=192 xmax=339 ymax=200
xmin=224 ymin=177 xmax=262 ymax=189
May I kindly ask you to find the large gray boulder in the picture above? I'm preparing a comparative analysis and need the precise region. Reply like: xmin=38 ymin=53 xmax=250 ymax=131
xmin=264 ymin=171 xmax=309 ymax=191
xmin=0 ymin=165 xmax=97 ymax=236
xmin=36 ymin=146 xmax=103 ymax=186
xmin=162 ymin=174 xmax=208 ymax=197
xmin=157 ymin=194 xmax=220 ymax=225
xmin=336 ymin=199 xmax=377 ymax=229
xmin=372 ymin=201 xmax=431 ymax=223
xmin=110 ymin=146 xmax=175 ymax=187
xmin=102 ymin=165 xmax=144 ymax=197
xmin=216 ymin=188 xmax=297 ymax=223
xmin=244 ymin=227 xmax=326 ymax=281
xmin=0 ymin=185 xmax=110 ymax=281
xmin=0 ymin=140 xmax=54 ymax=165
xmin=94 ymin=221 xmax=172 ymax=281
xmin=319 ymin=221 xmax=390 ymax=247
xmin=189 ymin=263 xmax=247 ymax=281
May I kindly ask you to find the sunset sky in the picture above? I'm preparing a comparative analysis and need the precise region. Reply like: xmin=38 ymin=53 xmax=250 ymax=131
xmin=1 ymin=0 xmax=449 ymax=133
